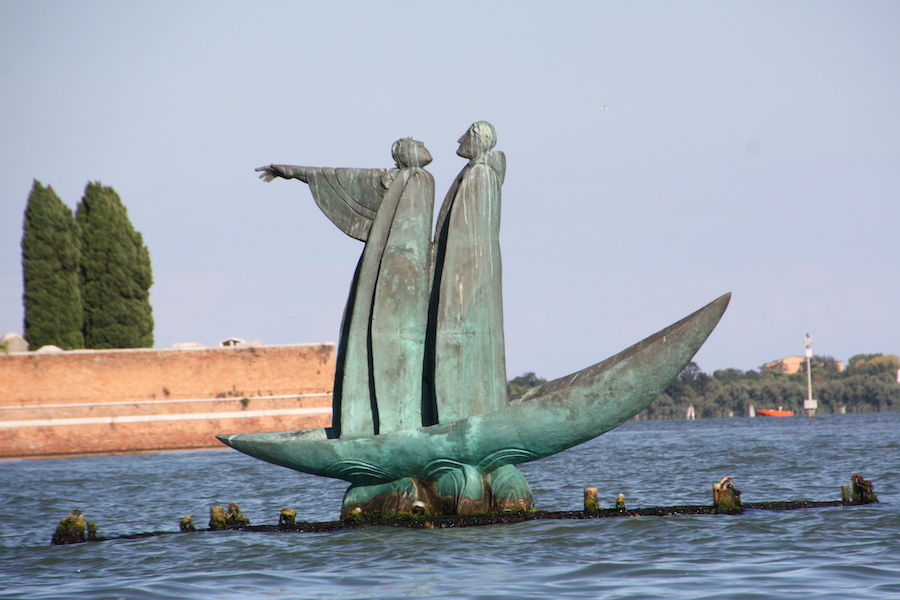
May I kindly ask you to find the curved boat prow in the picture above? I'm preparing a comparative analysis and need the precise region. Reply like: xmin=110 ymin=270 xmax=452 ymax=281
xmin=218 ymin=293 xmax=730 ymax=484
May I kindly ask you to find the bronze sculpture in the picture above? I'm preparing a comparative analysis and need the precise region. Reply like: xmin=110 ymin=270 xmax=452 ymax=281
xmin=226 ymin=123 xmax=730 ymax=518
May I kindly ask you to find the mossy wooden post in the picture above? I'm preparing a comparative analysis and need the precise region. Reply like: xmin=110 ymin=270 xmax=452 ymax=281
xmin=712 ymin=477 xmax=742 ymax=514
xmin=226 ymin=503 xmax=250 ymax=527
xmin=279 ymin=508 xmax=296 ymax=529
xmin=841 ymin=485 xmax=850 ymax=502
xmin=615 ymin=493 xmax=626 ymax=511
xmin=51 ymin=510 xmax=86 ymax=545
xmin=209 ymin=506 xmax=227 ymax=530
xmin=850 ymin=474 xmax=879 ymax=504
xmin=180 ymin=516 xmax=197 ymax=532
xmin=584 ymin=488 xmax=600 ymax=513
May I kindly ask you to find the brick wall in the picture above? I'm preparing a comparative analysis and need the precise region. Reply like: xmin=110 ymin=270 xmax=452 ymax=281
xmin=0 ymin=344 xmax=335 ymax=458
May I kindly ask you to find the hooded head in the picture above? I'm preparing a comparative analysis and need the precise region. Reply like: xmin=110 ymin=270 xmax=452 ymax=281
xmin=392 ymin=138 xmax=433 ymax=169
xmin=456 ymin=121 xmax=497 ymax=159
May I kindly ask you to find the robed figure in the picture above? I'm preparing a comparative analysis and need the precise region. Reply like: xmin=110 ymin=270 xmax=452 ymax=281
xmin=428 ymin=121 xmax=508 ymax=422
xmin=257 ymin=138 xmax=435 ymax=438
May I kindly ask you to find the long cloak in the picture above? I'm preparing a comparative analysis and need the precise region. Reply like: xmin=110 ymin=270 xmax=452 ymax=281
xmin=301 ymin=167 xmax=434 ymax=437
xmin=428 ymin=151 xmax=507 ymax=422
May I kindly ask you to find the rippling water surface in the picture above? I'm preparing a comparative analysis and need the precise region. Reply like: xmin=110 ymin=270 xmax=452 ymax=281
xmin=2 ymin=413 xmax=898 ymax=599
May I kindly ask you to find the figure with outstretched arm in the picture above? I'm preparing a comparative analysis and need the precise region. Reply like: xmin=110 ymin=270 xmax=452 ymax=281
xmin=255 ymin=138 xmax=435 ymax=438
xmin=256 ymin=164 xmax=304 ymax=182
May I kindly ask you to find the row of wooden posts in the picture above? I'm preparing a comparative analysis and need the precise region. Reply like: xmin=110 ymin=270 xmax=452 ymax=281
xmin=51 ymin=474 xmax=879 ymax=544
xmin=583 ymin=473 xmax=878 ymax=515
xmin=583 ymin=476 xmax=742 ymax=515
xmin=178 ymin=504 xmax=298 ymax=533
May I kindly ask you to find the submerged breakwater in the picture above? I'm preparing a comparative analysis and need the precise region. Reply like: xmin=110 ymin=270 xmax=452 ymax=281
xmin=1 ymin=412 xmax=898 ymax=599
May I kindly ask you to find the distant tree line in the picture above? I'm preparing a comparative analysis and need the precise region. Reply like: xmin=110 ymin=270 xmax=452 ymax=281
xmin=509 ymin=353 xmax=900 ymax=419
xmin=508 ymin=372 xmax=547 ymax=397
xmin=20 ymin=180 xmax=153 ymax=350
xmin=636 ymin=353 xmax=900 ymax=419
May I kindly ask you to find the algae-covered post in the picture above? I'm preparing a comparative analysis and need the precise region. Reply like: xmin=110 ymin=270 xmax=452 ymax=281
xmin=51 ymin=510 xmax=89 ymax=545
xmin=209 ymin=506 xmax=226 ymax=531
xmin=180 ymin=516 xmax=196 ymax=532
xmin=279 ymin=508 xmax=296 ymax=529
xmin=850 ymin=474 xmax=879 ymax=504
xmin=712 ymin=477 xmax=742 ymax=514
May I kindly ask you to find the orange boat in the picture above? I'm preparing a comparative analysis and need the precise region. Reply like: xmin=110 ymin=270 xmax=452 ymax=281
xmin=757 ymin=407 xmax=794 ymax=417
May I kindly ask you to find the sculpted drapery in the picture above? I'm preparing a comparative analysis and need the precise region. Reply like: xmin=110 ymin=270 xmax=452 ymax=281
xmin=259 ymin=124 xmax=511 ymax=438
xmin=428 ymin=123 xmax=508 ymax=422
xmin=259 ymin=138 xmax=435 ymax=437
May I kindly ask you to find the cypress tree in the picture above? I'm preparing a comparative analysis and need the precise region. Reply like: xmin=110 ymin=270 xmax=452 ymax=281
xmin=21 ymin=180 xmax=84 ymax=349
xmin=76 ymin=182 xmax=154 ymax=348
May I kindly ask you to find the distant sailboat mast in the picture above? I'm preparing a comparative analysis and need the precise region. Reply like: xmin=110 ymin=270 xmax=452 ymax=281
xmin=803 ymin=334 xmax=818 ymax=418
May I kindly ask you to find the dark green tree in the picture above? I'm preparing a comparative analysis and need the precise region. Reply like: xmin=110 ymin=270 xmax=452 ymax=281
xmin=76 ymin=182 xmax=153 ymax=348
xmin=508 ymin=372 xmax=547 ymax=397
xmin=21 ymin=180 xmax=84 ymax=349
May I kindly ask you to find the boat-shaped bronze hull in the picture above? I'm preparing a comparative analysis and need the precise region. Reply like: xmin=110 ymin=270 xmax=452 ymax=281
xmin=218 ymin=293 xmax=730 ymax=486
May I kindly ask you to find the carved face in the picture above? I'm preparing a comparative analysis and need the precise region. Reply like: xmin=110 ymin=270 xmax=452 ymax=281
xmin=457 ymin=121 xmax=496 ymax=159
xmin=392 ymin=139 xmax=433 ymax=168
xmin=456 ymin=127 xmax=478 ymax=159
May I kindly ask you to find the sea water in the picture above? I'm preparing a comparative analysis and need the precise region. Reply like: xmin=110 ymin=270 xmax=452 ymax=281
xmin=1 ymin=412 xmax=898 ymax=599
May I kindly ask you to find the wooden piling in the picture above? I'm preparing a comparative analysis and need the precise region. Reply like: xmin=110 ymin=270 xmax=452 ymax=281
xmin=180 ymin=516 xmax=196 ymax=532
xmin=51 ymin=510 xmax=87 ymax=545
xmin=226 ymin=503 xmax=250 ymax=527
xmin=279 ymin=508 xmax=296 ymax=529
xmin=584 ymin=488 xmax=600 ymax=513
xmin=615 ymin=493 xmax=625 ymax=510
xmin=850 ymin=474 xmax=879 ymax=504
xmin=209 ymin=506 xmax=227 ymax=530
xmin=712 ymin=477 xmax=742 ymax=514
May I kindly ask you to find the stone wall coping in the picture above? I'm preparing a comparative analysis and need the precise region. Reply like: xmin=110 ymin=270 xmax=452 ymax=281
xmin=0 ymin=342 xmax=335 ymax=358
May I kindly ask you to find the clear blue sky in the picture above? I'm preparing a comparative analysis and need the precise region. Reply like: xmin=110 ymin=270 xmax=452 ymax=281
xmin=1 ymin=1 xmax=897 ymax=379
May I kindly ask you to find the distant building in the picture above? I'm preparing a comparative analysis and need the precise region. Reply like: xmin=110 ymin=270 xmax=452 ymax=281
xmin=763 ymin=355 xmax=844 ymax=374
xmin=763 ymin=356 xmax=805 ymax=374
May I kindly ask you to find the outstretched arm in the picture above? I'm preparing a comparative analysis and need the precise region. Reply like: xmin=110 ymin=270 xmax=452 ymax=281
xmin=255 ymin=165 xmax=312 ymax=183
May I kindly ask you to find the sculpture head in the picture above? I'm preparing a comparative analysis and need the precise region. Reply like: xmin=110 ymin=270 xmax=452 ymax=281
xmin=457 ymin=121 xmax=497 ymax=159
xmin=392 ymin=138 xmax=433 ymax=169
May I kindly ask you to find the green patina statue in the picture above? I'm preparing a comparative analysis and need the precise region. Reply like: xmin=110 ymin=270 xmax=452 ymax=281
xmin=228 ymin=123 xmax=730 ymax=519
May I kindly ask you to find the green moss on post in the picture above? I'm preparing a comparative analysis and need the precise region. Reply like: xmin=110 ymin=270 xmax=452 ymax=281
xmin=584 ymin=488 xmax=600 ymax=513
xmin=209 ymin=506 xmax=227 ymax=530
xmin=51 ymin=510 xmax=86 ymax=545
xmin=615 ymin=493 xmax=626 ymax=511
xmin=279 ymin=508 xmax=297 ymax=529
xmin=180 ymin=516 xmax=197 ymax=532
xmin=850 ymin=474 xmax=879 ymax=504
xmin=226 ymin=503 xmax=249 ymax=527
xmin=712 ymin=477 xmax=743 ymax=514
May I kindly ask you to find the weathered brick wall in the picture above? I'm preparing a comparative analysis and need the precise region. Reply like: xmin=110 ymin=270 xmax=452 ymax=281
xmin=2 ymin=344 xmax=335 ymax=405
xmin=0 ymin=344 xmax=335 ymax=458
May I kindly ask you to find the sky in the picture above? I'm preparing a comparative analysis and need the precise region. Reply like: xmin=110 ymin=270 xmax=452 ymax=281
xmin=1 ymin=1 xmax=897 ymax=380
